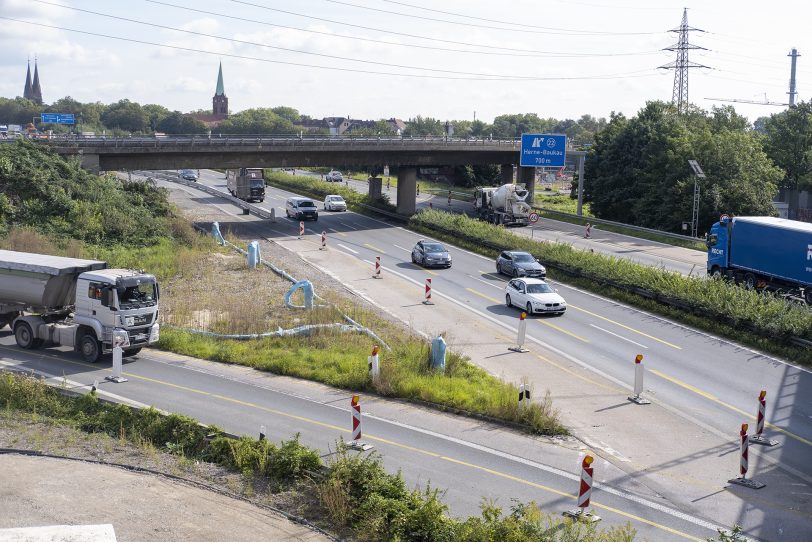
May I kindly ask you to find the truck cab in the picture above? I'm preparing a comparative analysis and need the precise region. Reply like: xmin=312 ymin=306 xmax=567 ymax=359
xmin=706 ymin=215 xmax=730 ymax=277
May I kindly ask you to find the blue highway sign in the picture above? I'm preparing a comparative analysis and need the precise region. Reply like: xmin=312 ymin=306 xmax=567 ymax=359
xmin=40 ymin=113 xmax=76 ymax=125
xmin=520 ymin=133 xmax=567 ymax=167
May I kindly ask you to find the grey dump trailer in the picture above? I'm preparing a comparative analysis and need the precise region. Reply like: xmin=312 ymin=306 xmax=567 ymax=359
xmin=0 ymin=250 xmax=160 ymax=363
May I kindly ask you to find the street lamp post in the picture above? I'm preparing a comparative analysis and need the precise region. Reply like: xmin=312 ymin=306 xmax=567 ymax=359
xmin=687 ymin=160 xmax=706 ymax=238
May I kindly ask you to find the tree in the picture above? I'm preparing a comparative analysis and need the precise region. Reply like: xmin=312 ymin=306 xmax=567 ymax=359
xmin=143 ymin=104 xmax=171 ymax=131
xmin=157 ymin=112 xmax=208 ymax=134
xmin=271 ymin=106 xmax=300 ymax=124
xmin=762 ymin=101 xmax=812 ymax=190
xmin=403 ymin=116 xmax=444 ymax=136
xmin=491 ymin=113 xmax=550 ymax=138
xmin=216 ymin=108 xmax=296 ymax=134
xmin=0 ymin=97 xmax=42 ymax=125
xmin=584 ymin=101 xmax=780 ymax=234
xmin=101 ymin=99 xmax=149 ymax=133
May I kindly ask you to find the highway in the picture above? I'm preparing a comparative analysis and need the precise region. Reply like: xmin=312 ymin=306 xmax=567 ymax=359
xmin=4 ymin=169 xmax=809 ymax=540
xmin=286 ymin=168 xmax=707 ymax=277
xmin=160 ymin=169 xmax=812 ymax=540
xmin=0 ymin=339 xmax=741 ymax=542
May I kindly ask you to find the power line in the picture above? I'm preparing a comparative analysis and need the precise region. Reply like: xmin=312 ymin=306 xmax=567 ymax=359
xmin=0 ymin=16 xmax=662 ymax=83
xmin=29 ymin=0 xmax=566 ymax=79
xmin=146 ymin=0 xmax=660 ymax=59
xmin=325 ymin=0 xmax=661 ymax=35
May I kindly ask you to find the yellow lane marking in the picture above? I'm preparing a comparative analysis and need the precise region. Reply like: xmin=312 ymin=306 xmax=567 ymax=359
xmin=568 ymin=304 xmax=682 ymax=350
xmin=124 ymin=373 xmax=211 ymax=396
xmin=0 ymin=347 xmax=705 ymax=540
xmin=535 ymin=354 xmax=616 ymax=391
xmin=327 ymin=228 xmax=348 ymax=238
xmin=441 ymin=456 xmax=703 ymax=542
xmin=413 ymin=264 xmax=438 ymax=276
xmin=466 ymin=288 xmax=501 ymax=304
xmin=364 ymin=243 xmax=386 ymax=254
xmin=465 ymin=288 xmax=589 ymax=342
xmin=535 ymin=319 xmax=590 ymax=343
xmin=649 ymin=369 xmax=812 ymax=448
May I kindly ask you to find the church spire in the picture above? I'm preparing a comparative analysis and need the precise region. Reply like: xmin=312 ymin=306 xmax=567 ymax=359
xmin=23 ymin=58 xmax=33 ymax=101
xmin=32 ymin=58 xmax=43 ymax=105
xmin=215 ymin=61 xmax=225 ymax=96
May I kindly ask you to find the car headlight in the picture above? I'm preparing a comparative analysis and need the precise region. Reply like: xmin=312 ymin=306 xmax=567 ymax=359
xmin=539 ymin=266 xmax=547 ymax=274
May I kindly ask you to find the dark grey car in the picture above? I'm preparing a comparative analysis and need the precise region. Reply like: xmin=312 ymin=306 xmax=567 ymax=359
xmin=412 ymin=240 xmax=452 ymax=268
xmin=496 ymin=250 xmax=546 ymax=278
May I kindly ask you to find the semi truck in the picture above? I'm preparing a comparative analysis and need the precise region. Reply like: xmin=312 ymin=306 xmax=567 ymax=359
xmin=473 ymin=184 xmax=531 ymax=226
xmin=226 ymin=168 xmax=266 ymax=203
xmin=706 ymin=215 xmax=812 ymax=304
xmin=0 ymin=250 xmax=160 ymax=363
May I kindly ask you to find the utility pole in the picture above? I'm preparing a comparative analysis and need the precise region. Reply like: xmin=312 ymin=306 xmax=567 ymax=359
xmin=659 ymin=9 xmax=709 ymax=114
xmin=788 ymin=48 xmax=800 ymax=106
xmin=688 ymin=160 xmax=706 ymax=238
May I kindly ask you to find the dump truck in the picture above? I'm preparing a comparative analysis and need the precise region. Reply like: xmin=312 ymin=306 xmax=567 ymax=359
xmin=473 ymin=184 xmax=531 ymax=226
xmin=706 ymin=215 xmax=812 ymax=303
xmin=226 ymin=167 xmax=266 ymax=203
xmin=0 ymin=250 xmax=160 ymax=362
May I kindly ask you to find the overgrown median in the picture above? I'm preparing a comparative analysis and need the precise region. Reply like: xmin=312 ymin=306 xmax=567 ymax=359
xmin=409 ymin=210 xmax=812 ymax=365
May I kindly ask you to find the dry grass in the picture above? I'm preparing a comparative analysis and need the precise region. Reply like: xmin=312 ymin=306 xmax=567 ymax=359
xmin=160 ymin=249 xmax=349 ymax=335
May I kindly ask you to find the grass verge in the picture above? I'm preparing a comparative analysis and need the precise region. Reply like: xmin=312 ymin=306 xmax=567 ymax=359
xmin=409 ymin=210 xmax=812 ymax=367
xmin=0 ymin=372 xmax=639 ymax=542
xmin=265 ymin=170 xmax=397 ymax=214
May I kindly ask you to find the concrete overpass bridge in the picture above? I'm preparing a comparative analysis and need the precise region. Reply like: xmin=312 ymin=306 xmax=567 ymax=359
xmin=32 ymin=135 xmax=585 ymax=215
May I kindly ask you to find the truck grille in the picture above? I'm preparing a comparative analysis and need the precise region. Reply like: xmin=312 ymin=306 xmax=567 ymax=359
xmin=133 ymin=314 xmax=153 ymax=326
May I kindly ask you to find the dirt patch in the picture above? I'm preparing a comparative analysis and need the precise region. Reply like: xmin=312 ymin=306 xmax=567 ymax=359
xmin=0 ymin=414 xmax=334 ymax=541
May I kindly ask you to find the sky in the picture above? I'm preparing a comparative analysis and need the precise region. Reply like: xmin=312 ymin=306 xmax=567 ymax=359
xmin=0 ymin=0 xmax=809 ymax=124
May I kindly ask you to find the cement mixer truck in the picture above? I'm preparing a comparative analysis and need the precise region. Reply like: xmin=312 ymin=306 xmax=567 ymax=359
xmin=473 ymin=184 xmax=531 ymax=226
xmin=0 ymin=250 xmax=160 ymax=363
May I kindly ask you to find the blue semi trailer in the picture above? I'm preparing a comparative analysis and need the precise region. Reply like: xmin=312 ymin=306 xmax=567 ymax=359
xmin=706 ymin=215 xmax=812 ymax=304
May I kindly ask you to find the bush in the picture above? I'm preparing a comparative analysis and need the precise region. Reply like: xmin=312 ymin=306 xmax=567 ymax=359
xmin=409 ymin=210 xmax=812 ymax=349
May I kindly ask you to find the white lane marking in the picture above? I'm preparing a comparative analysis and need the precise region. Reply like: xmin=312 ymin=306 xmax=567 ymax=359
xmin=392 ymin=244 xmax=412 ymax=253
xmin=338 ymin=221 xmax=358 ymax=230
xmin=590 ymin=324 xmax=649 ymax=349
xmin=469 ymin=275 xmax=504 ymax=291
xmin=337 ymin=243 xmax=359 ymax=255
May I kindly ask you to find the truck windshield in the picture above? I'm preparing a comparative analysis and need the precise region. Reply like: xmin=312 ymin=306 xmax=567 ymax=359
xmin=118 ymin=283 xmax=157 ymax=309
xmin=250 ymin=180 xmax=265 ymax=188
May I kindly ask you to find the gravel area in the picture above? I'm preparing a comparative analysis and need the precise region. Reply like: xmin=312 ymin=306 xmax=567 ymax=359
xmin=0 ymin=414 xmax=333 ymax=542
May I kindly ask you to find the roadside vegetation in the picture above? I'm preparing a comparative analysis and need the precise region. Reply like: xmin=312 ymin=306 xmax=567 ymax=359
xmin=410 ymin=210 xmax=812 ymax=366
xmin=265 ymin=169 xmax=397 ymax=214
xmin=0 ymin=373 xmax=637 ymax=542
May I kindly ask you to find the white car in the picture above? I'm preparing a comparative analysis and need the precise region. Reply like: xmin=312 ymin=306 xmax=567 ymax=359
xmin=504 ymin=278 xmax=566 ymax=316
xmin=324 ymin=194 xmax=347 ymax=211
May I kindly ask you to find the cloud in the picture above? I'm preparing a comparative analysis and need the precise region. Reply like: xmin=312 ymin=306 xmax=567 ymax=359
xmin=165 ymin=77 xmax=209 ymax=93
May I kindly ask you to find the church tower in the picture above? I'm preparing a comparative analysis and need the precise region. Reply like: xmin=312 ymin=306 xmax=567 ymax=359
xmin=23 ymin=58 xmax=43 ymax=105
xmin=212 ymin=62 xmax=228 ymax=118
xmin=32 ymin=59 xmax=43 ymax=105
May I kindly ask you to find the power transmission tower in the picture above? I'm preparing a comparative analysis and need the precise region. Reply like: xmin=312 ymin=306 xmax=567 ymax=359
xmin=788 ymin=48 xmax=800 ymax=106
xmin=659 ymin=9 xmax=709 ymax=114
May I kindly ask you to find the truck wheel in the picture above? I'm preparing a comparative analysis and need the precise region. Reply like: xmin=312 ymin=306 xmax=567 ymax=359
xmin=79 ymin=334 xmax=101 ymax=363
xmin=0 ymin=311 xmax=20 ymax=329
xmin=744 ymin=273 xmax=757 ymax=290
xmin=710 ymin=266 xmax=723 ymax=279
xmin=122 ymin=348 xmax=142 ymax=358
xmin=805 ymin=289 xmax=812 ymax=306
xmin=14 ymin=322 xmax=42 ymax=349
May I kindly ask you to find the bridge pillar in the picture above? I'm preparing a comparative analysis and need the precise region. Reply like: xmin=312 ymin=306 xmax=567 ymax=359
xmin=519 ymin=167 xmax=535 ymax=207
xmin=396 ymin=167 xmax=417 ymax=215
xmin=500 ymin=164 xmax=515 ymax=184
xmin=368 ymin=177 xmax=382 ymax=201
xmin=79 ymin=153 xmax=100 ymax=175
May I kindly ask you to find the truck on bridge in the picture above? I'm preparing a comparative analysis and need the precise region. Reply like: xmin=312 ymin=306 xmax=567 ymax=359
xmin=0 ymin=250 xmax=160 ymax=363
xmin=706 ymin=215 xmax=812 ymax=304
xmin=473 ymin=184 xmax=531 ymax=226
xmin=226 ymin=168 xmax=266 ymax=203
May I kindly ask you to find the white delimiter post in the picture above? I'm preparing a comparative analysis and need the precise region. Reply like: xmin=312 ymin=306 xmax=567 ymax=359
xmin=508 ymin=312 xmax=529 ymax=353
xmin=627 ymin=354 xmax=649 ymax=404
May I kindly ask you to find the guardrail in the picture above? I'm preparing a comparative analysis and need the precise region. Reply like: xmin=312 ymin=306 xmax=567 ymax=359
xmin=531 ymin=206 xmax=701 ymax=243
xmin=37 ymin=134 xmax=527 ymax=149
